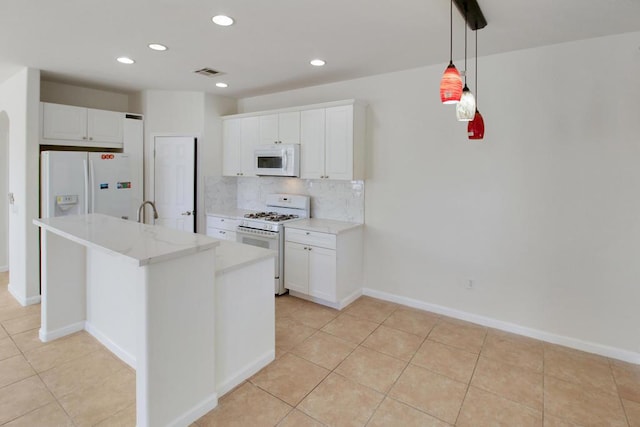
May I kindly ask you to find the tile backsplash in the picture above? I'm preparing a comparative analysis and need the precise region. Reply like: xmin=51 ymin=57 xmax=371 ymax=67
xmin=205 ymin=176 xmax=365 ymax=223
xmin=204 ymin=176 xmax=238 ymax=212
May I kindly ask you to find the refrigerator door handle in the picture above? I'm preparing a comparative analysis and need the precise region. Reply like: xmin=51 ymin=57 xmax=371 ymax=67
xmin=83 ymin=159 xmax=89 ymax=214
xmin=86 ymin=158 xmax=95 ymax=214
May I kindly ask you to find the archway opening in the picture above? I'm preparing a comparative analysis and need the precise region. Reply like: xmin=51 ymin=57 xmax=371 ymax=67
xmin=0 ymin=111 xmax=9 ymax=276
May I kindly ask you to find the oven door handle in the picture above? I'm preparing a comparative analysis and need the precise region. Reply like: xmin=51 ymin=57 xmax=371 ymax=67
xmin=236 ymin=227 xmax=279 ymax=240
xmin=282 ymin=150 xmax=288 ymax=171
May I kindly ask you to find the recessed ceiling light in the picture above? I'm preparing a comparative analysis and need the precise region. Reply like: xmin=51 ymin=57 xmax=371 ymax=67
xmin=216 ymin=82 xmax=229 ymax=88
xmin=116 ymin=57 xmax=135 ymax=65
xmin=310 ymin=59 xmax=326 ymax=67
xmin=212 ymin=15 xmax=234 ymax=26
xmin=148 ymin=43 xmax=168 ymax=51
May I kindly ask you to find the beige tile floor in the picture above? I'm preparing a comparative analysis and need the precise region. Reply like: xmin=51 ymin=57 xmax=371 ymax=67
xmin=1 ymin=270 xmax=639 ymax=426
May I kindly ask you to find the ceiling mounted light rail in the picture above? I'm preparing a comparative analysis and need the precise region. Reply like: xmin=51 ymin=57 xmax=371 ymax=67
xmin=453 ymin=0 xmax=487 ymax=30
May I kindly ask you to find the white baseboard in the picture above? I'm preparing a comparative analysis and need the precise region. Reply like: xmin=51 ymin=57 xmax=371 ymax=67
xmin=339 ymin=288 xmax=363 ymax=310
xmin=167 ymin=392 xmax=218 ymax=427
xmin=288 ymin=289 xmax=363 ymax=310
xmin=7 ymin=283 xmax=41 ymax=306
xmin=39 ymin=321 xmax=85 ymax=342
xmin=363 ymin=288 xmax=640 ymax=365
xmin=217 ymin=350 xmax=275 ymax=397
xmin=85 ymin=322 xmax=136 ymax=369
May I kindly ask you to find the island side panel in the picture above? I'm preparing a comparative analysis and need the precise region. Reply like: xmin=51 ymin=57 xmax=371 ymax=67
xmin=216 ymin=256 xmax=275 ymax=396
xmin=39 ymin=229 xmax=87 ymax=341
xmin=85 ymin=247 xmax=139 ymax=368
xmin=136 ymin=248 xmax=217 ymax=427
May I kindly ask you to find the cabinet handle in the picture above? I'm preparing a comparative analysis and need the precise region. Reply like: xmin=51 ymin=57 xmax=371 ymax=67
xmin=89 ymin=137 xmax=93 ymax=141
xmin=303 ymin=247 xmax=308 ymax=250
xmin=220 ymin=231 xmax=226 ymax=234
xmin=305 ymin=232 xmax=310 ymax=235
xmin=82 ymin=136 xmax=87 ymax=140
xmin=221 ymin=219 xmax=224 ymax=222
xmin=325 ymin=176 xmax=329 ymax=179
xmin=308 ymin=247 xmax=312 ymax=251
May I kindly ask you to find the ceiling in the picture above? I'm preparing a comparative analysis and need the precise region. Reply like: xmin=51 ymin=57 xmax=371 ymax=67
xmin=1 ymin=0 xmax=639 ymax=99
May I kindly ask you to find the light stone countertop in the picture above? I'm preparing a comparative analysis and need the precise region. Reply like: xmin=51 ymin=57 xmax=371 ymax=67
xmin=34 ymin=213 xmax=220 ymax=267
xmin=206 ymin=208 xmax=257 ymax=220
xmin=284 ymin=218 xmax=363 ymax=235
xmin=214 ymin=240 xmax=276 ymax=276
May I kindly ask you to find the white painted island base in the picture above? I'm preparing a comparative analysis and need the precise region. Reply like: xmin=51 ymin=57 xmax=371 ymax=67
xmin=35 ymin=214 xmax=220 ymax=427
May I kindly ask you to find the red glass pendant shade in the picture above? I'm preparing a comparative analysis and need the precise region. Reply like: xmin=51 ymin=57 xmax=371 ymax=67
xmin=440 ymin=62 xmax=463 ymax=104
xmin=468 ymin=109 xmax=485 ymax=140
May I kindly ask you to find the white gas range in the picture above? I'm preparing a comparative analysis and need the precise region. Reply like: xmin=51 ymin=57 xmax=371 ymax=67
xmin=235 ymin=194 xmax=310 ymax=295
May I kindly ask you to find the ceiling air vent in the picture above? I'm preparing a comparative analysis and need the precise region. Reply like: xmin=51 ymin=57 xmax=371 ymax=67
xmin=194 ymin=67 xmax=222 ymax=77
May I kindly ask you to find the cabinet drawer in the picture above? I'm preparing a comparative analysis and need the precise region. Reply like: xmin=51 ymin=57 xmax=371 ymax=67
xmin=207 ymin=216 xmax=240 ymax=232
xmin=285 ymin=228 xmax=336 ymax=250
xmin=206 ymin=227 xmax=237 ymax=241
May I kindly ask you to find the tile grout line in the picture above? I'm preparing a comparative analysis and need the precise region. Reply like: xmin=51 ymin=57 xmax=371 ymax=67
xmin=1 ymin=320 xmax=72 ymax=425
xmin=609 ymin=358 xmax=633 ymax=427
xmin=452 ymin=327 xmax=487 ymax=426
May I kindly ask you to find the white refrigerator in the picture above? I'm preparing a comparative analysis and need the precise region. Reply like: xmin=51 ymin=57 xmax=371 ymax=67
xmin=41 ymin=151 xmax=141 ymax=220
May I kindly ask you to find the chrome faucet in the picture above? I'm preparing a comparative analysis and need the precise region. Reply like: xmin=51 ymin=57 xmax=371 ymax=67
xmin=137 ymin=201 xmax=159 ymax=223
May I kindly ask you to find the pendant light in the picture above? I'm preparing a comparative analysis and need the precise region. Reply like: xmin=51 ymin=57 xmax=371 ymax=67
xmin=440 ymin=0 xmax=462 ymax=104
xmin=456 ymin=8 xmax=476 ymax=121
xmin=468 ymin=25 xmax=485 ymax=140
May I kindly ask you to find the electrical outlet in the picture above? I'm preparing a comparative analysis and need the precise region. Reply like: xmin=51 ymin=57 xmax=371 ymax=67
xmin=466 ymin=279 xmax=474 ymax=289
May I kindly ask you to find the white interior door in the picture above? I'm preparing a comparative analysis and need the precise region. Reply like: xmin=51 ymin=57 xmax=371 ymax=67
xmin=154 ymin=136 xmax=196 ymax=232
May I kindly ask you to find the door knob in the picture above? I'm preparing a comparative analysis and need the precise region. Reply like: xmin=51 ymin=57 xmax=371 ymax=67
xmin=181 ymin=211 xmax=193 ymax=216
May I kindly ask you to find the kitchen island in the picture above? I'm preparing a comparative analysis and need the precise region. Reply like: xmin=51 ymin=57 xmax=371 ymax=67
xmin=34 ymin=214 xmax=276 ymax=427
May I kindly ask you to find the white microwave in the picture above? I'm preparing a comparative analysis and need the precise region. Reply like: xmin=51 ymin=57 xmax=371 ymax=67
xmin=254 ymin=144 xmax=300 ymax=177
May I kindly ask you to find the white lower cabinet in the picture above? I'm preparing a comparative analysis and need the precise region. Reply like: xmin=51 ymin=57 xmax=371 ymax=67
xmin=284 ymin=223 xmax=362 ymax=309
xmin=206 ymin=215 xmax=240 ymax=241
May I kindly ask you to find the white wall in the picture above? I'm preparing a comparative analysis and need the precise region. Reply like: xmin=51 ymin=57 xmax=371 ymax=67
xmin=0 ymin=112 xmax=8 ymax=271
xmin=239 ymin=32 xmax=640 ymax=359
xmin=141 ymin=90 xmax=236 ymax=232
xmin=0 ymin=68 xmax=41 ymax=304
xmin=40 ymin=80 xmax=131 ymax=112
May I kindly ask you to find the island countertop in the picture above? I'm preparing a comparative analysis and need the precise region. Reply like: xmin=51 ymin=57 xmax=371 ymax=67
xmin=215 ymin=240 xmax=276 ymax=276
xmin=34 ymin=213 xmax=220 ymax=267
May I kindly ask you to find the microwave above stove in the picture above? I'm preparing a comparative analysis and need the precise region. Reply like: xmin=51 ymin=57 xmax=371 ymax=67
xmin=254 ymin=144 xmax=300 ymax=177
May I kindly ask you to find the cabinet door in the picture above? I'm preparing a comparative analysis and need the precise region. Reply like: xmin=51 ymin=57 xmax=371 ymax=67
xmin=278 ymin=111 xmax=300 ymax=144
xmin=308 ymin=246 xmax=337 ymax=301
xmin=240 ymin=116 xmax=259 ymax=176
xmin=325 ymin=105 xmax=354 ymax=180
xmin=259 ymin=114 xmax=279 ymax=145
xmin=284 ymin=241 xmax=309 ymax=294
xmin=300 ymin=109 xmax=325 ymax=179
xmin=87 ymin=109 xmax=124 ymax=144
xmin=42 ymin=103 xmax=87 ymax=141
xmin=222 ymin=118 xmax=242 ymax=176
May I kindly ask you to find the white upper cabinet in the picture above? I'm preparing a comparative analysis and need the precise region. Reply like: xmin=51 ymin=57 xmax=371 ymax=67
xmin=241 ymin=117 xmax=260 ymax=176
xmin=324 ymin=105 xmax=354 ymax=181
xmin=42 ymin=103 xmax=124 ymax=147
xmin=222 ymin=118 xmax=242 ymax=176
xmin=42 ymin=103 xmax=87 ymax=141
xmin=222 ymin=99 xmax=365 ymax=180
xmin=300 ymin=109 xmax=326 ymax=180
xmin=259 ymin=112 xmax=300 ymax=145
xmin=300 ymin=103 xmax=365 ymax=180
xmin=87 ymin=108 xmax=124 ymax=144
xmin=222 ymin=116 xmax=259 ymax=177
